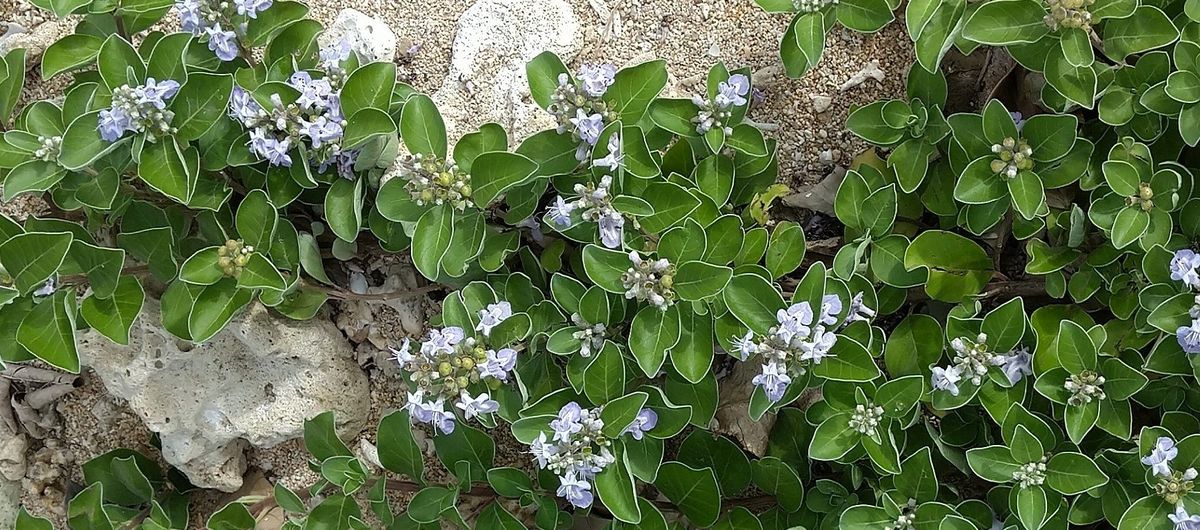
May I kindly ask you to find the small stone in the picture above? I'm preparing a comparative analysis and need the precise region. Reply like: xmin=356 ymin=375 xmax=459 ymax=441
xmin=810 ymin=94 xmax=833 ymax=113
xmin=839 ymin=60 xmax=886 ymax=92
xmin=707 ymin=42 xmax=721 ymax=57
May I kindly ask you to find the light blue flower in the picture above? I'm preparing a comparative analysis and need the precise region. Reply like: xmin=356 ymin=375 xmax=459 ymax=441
xmin=97 ymin=107 xmax=132 ymax=141
xmin=455 ymin=391 xmax=499 ymax=420
xmin=477 ymin=347 xmax=518 ymax=381
xmin=1169 ymin=505 xmax=1200 ymax=530
xmin=1178 ymin=319 xmax=1200 ymax=354
xmin=556 ymin=472 xmax=594 ymax=509
xmin=753 ymin=361 xmax=792 ymax=402
xmin=597 ymin=210 xmax=624 ymax=248
xmin=931 ymin=365 xmax=962 ymax=396
xmin=1142 ymin=436 xmax=1178 ymax=477
xmin=570 ymin=109 xmax=604 ymax=146
xmin=1171 ymin=249 xmax=1200 ymax=289
xmin=175 ymin=0 xmax=204 ymax=33
xmin=578 ymin=64 xmax=616 ymax=97
xmin=205 ymin=25 xmax=239 ymax=61
xmin=621 ymin=408 xmax=657 ymax=440
xmin=249 ymin=129 xmax=293 ymax=166
xmin=233 ymin=0 xmax=272 ymax=18
xmin=298 ymin=116 xmax=343 ymax=149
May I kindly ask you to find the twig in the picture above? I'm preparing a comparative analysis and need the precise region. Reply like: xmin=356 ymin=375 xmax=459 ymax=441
xmin=302 ymin=281 xmax=445 ymax=301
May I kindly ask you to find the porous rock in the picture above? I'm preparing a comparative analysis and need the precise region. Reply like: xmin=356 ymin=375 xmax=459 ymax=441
xmin=432 ymin=0 xmax=580 ymax=144
xmin=320 ymin=8 xmax=398 ymax=62
xmin=79 ymin=299 xmax=370 ymax=492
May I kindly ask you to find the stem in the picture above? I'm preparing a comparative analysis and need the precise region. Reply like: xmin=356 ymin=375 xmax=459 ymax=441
xmin=302 ymin=280 xmax=445 ymax=301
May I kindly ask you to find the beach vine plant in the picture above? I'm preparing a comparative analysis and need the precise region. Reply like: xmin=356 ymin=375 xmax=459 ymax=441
xmin=0 ymin=0 xmax=1198 ymax=526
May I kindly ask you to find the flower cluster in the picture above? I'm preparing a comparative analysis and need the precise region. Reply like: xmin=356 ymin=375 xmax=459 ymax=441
xmin=570 ymin=313 xmax=607 ymax=358
xmin=1142 ymin=437 xmax=1199 ymax=507
xmin=98 ymin=78 xmax=181 ymax=142
xmin=1064 ymin=370 xmax=1106 ymax=406
xmin=1171 ymin=250 xmax=1200 ymax=353
xmin=793 ymin=0 xmax=838 ymax=12
xmin=228 ymin=63 xmax=358 ymax=178
xmin=546 ymin=175 xmax=627 ymax=248
xmin=33 ymin=135 xmax=61 ymax=162
xmin=394 ymin=153 xmax=473 ymax=210
xmin=528 ymin=402 xmax=658 ymax=509
xmin=733 ymin=294 xmax=873 ymax=402
xmin=848 ymin=403 xmax=884 ymax=437
xmin=885 ymin=499 xmax=918 ymax=530
xmin=547 ymin=65 xmax=618 ymax=161
xmin=175 ymin=0 xmax=271 ymax=61
xmin=393 ymin=302 xmax=518 ymax=434
xmin=216 ymin=239 xmax=254 ymax=277
xmin=621 ymin=251 xmax=675 ymax=310
xmin=1042 ymin=0 xmax=1093 ymax=31
xmin=692 ymin=74 xmax=750 ymax=135
xmin=1012 ymin=457 xmax=1048 ymax=488
xmin=930 ymin=336 xmax=1032 ymax=396
xmin=988 ymin=137 xmax=1033 ymax=179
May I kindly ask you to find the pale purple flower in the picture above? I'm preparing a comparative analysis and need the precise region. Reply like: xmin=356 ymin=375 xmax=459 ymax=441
xmin=730 ymin=331 xmax=758 ymax=361
xmin=931 ymin=365 xmax=962 ymax=396
xmin=476 ymin=302 xmax=513 ymax=337
xmin=547 ymin=196 xmax=577 ymax=227
xmin=570 ymin=109 xmax=604 ymax=146
xmin=578 ymin=64 xmax=616 ymax=97
xmin=551 ymin=402 xmax=584 ymax=443
xmin=621 ymin=408 xmax=657 ymax=440
xmin=798 ymin=327 xmax=836 ymax=364
xmin=999 ymin=347 xmax=1033 ymax=384
xmin=529 ymin=432 xmax=556 ymax=468
xmin=298 ymin=116 xmax=343 ymax=149
xmin=228 ymin=86 xmax=261 ymax=124
xmin=516 ymin=217 xmax=545 ymax=244
xmin=431 ymin=407 xmax=456 ymax=435
xmin=1143 ymin=437 xmax=1179 ymax=478
xmin=422 ymin=327 xmax=464 ymax=355
xmin=455 ymin=392 xmax=499 ymax=420
xmin=592 ymin=131 xmax=622 ymax=171
xmin=175 ymin=0 xmax=203 ymax=32
xmin=845 ymin=292 xmax=875 ymax=323
xmin=818 ymin=294 xmax=843 ymax=326
xmin=389 ymin=338 xmax=414 ymax=365
xmin=557 ymin=472 xmax=594 ymax=509
xmin=249 ymin=129 xmax=293 ymax=166
xmin=317 ymin=149 xmax=359 ymax=179
xmin=478 ymin=348 xmax=518 ymax=381
xmin=1178 ymin=319 xmax=1200 ymax=354
xmin=139 ymin=78 xmax=180 ymax=109
xmin=205 ymin=25 xmax=239 ymax=62
xmin=32 ymin=278 xmax=56 ymax=297
xmin=97 ymin=108 xmax=131 ymax=141
xmin=1010 ymin=112 xmax=1026 ymax=132
xmin=233 ymin=0 xmax=271 ymax=17
xmin=290 ymin=72 xmax=335 ymax=109
xmin=405 ymin=389 xmax=431 ymax=422
xmin=1169 ymin=504 xmax=1200 ymax=530
xmin=598 ymin=211 xmax=624 ymax=248
xmin=1171 ymin=249 xmax=1200 ymax=289
xmin=753 ymin=361 xmax=792 ymax=402
xmin=320 ymin=38 xmax=353 ymax=69
xmin=715 ymin=74 xmax=750 ymax=109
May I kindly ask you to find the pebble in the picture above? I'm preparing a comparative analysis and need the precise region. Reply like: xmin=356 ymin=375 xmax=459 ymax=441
xmin=810 ymin=94 xmax=833 ymax=113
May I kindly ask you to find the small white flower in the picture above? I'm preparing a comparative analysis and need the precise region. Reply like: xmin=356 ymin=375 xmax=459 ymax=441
xmin=476 ymin=302 xmax=513 ymax=336
xmin=455 ymin=391 xmax=500 ymax=419
xmin=931 ymin=365 xmax=962 ymax=396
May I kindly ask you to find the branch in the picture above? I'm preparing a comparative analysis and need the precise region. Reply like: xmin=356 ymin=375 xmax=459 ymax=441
xmin=302 ymin=281 xmax=445 ymax=301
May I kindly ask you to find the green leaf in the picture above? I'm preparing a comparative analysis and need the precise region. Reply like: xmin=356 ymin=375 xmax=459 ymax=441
xmin=471 ymin=151 xmax=539 ymax=206
xmin=172 ymin=73 xmax=234 ymax=141
xmin=837 ymin=0 xmax=895 ymax=31
xmin=1102 ymin=6 xmax=1178 ymax=61
xmin=235 ymin=189 xmax=278 ymax=250
xmin=244 ymin=0 xmax=307 ymax=46
xmin=751 ymin=457 xmax=804 ymax=512
xmin=526 ymin=51 xmax=569 ymax=109
xmin=399 ymin=94 xmax=447 ymax=159
xmin=138 ymin=137 xmax=196 ymax=203
xmin=595 ymin=445 xmax=642 ymax=523
xmin=605 ymin=60 xmax=668 ymax=122
xmin=67 ymin=483 xmax=112 ymax=530
xmin=341 ymin=62 xmax=396 ymax=118
xmin=654 ymin=462 xmax=721 ymax=527
xmin=42 ymin=34 xmax=103 ymax=79
xmin=765 ymin=221 xmax=805 ymax=279
xmin=343 ymin=107 xmax=397 ymax=149
xmin=432 ymin=422 xmax=495 ymax=479
xmin=207 ymin=503 xmax=255 ymax=530
xmin=187 ymin=279 xmax=253 ymax=342
xmin=904 ymin=230 xmax=993 ymax=302
xmin=97 ymin=35 xmax=145 ymax=89
xmin=1117 ymin=495 xmax=1174 ymax=530
xmin=723 ymin=273 xmax=786 ymax=334
xmin=17 ymin=290 xmax=79 ymax=372
xmin=305 ymin=410 xmax=353 ymax=461
xmin=0 ymin=231 xmax=72 ymax=294
xmin=674 ymin=261 xmax=733 ymax=300
xmin=809 ymin=413 xmax=859 ymax=460
xmin=15 ymin=508 xmax=54 ymax=530
xmin=1110 ymin=207 xmax=1149 ymax=248
xmin=954 ymin=157 xmax=1008 ymax=204
xmin=678 ymin=431 xmax=752 ymax=496
xmin=961 ymin=0 xmax=1050 ymax=44
xmin=324 ymin=177 xmax=364 ymax=242
xmin=584 ymin=341 xmax=627 ymax=403
xmin=80 ymin=276 xmax=144 ymax=345
xmin=582 ymin=244 xmax=630 ymax=293
xmin=640 ymin=181 xmax=701 ymax=233
xmin=2 ymin=160 xmax=66 ymax=201
xmin=59 ymin=110 xmax=124 ymax=171
xmin=236 ymin=253 xmax=285 ymax=291
xmin=412 ymin=205 xmax=454 ymax=280
xmin=630 ymin=304 xmax=681 ymax=377
xmin=1046 ymin=452 xmax=1108 ymax=494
